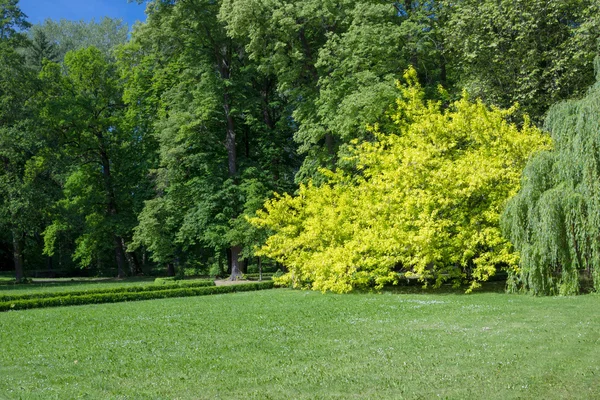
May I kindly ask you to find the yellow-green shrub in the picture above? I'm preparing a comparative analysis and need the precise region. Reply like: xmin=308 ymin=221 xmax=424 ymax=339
xmin=251 ymin=68 xmax=550 ymax=293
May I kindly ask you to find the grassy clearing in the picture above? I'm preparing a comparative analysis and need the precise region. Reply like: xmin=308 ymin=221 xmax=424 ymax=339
xmin=0 ymin=281 xmax=273 ymax=312
xmin=0 ymin=279 xmax=215 ymax=303
xmin=0 ymin=288 xmax=599 ymax=399
xmin=0 ymin=277 xmax=165 ymax=296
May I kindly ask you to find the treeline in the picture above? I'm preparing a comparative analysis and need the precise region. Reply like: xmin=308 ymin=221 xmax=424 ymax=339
xmin=1 ymin=0 xmax=599 ymax=294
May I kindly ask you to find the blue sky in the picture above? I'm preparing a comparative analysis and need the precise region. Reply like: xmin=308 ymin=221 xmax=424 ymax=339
xmin=19 ymin=0 xmax=147 ymax=27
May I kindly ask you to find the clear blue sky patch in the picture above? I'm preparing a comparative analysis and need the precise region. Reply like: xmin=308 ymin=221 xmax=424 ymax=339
xmin=18 ymin=0 xmax=147 ymax=27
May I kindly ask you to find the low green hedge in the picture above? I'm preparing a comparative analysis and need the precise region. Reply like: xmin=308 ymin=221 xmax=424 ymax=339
xmin=154 ymin=277 xmax=179 ymax=284
xmin=0 ymin=279 xmax=215 ymax=302
xmin=0 ymin=281 xmax=275 ymax=312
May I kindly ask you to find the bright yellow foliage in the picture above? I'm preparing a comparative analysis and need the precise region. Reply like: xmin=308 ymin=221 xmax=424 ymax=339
xmin=251 ymin=68 xmax=550 ymax=293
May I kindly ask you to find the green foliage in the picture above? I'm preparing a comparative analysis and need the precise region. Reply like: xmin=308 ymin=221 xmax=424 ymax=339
xmin=0 ymin=0 xmax=58 ymax=280
xmin=0 ymin=0 xmax=30 ymax=44
xmin=28 ymin=17 xmax=128 ymax=62
xmin=0 ymin=281 xmax=274 ymax=311
xmin=2 ymin=0 xmax=599 ymax=291
xmin=37 ymin=46 xmax=153 ymax=274
xmin=24 ymin=29 xmax=58 ymax=70
xmin=445 ymin=0 xmax=600 ymax=124
xmin=153 ymin=276 xmax=178 ymax=284
xmin=220 ymin=0 xmax=450 ymax=180
xmin=252 ymin=69 xmax=549 ymax=293
xmin=122 ymin=0 xmax=298 ymax=272
xmin=502 ymin=67 xmax=600 ymax=295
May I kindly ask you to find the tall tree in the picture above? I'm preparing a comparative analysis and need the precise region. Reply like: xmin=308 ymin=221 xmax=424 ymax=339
xmin=220 ymin=0 xmax=450 ymax=180
xmin=124 ymin=0 xmax=298 ymax=279
xmin=0 ymin=0 xmax=29 ymax=42
xmin=0 ymin=0 xmax=55 ymax=281
xmin=38 ymin=47 xmax=151 ymax=277
xmin=29 ymin=17 xmax=129 ymax=62
xmin=251 ymin=69 xmax=549 ymax=293
xmin=502 ymin=61 xmax=600 ymax=295
xmin=444 ymin=0 xmax=600 ymax=124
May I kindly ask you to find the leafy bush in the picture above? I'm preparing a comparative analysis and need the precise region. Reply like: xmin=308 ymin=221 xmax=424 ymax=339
xmin=154 ymin=277 xmax=178 ymax=284
xmin=0 ymin=281 xmax=275 ymax=312
xmin=251 ymin=68 xmax=549 ymax=293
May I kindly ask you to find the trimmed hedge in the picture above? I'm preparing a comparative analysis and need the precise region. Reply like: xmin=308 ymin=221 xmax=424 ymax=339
xmin=154 ymin=277 xmax=179 ymax=284
xmin=0 ymin=281 xmax=275 ymax=312
xmin=0 ymin=279 xmax=215 ymax=302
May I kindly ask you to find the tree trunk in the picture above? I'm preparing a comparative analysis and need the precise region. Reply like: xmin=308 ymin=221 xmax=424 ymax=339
xmin=229 ymin=245 xmax=243 ymax=281
xmin=440 ymin=52 xmax=447 ymax=87
xmin=226 ymin=247 xmax=232 ymax=273
xmin=99 ymin=147 xmax=127 ymax=279
xmin=225 ymin=98 xmax=237 ymax=177
xmin=218 ymin=49 xmax=246 ymax=282
xmin=167 ymin=262 xmax=175 ymax=277
xmin=13 ymin=233 xmax=24 ymax=282
xmin=221 ymin=60 xmax=243 ymax=281
xmin=325 ymin=133 xmax=335 ymax=156
xmin=114 ymin=235 xmax=126 ymax=278
xmin=258 ymin=256 xmax=262 ymax=282
xmin=121 ymin=237 xmax=142 ymax=275
xmin=46 ymin=255 xmax=53 ymax=275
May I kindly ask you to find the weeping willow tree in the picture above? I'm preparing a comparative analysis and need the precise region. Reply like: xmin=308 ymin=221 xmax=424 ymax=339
xmin=502 ymin=62 xmax=600 ymax=295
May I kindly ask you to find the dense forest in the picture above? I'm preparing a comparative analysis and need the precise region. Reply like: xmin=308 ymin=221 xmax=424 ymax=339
xmin=1 ymin=0 xmax=600 ymax=295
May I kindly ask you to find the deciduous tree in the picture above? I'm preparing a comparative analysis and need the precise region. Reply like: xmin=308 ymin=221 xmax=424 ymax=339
xmin=502 ymin=61 xmax=600 ymax=295
xmin=252 ymin=69 xmax=549 ymax=293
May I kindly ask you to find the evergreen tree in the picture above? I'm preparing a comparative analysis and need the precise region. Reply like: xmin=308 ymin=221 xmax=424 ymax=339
xmin=25 ymin=29 xmax=59 ymax=70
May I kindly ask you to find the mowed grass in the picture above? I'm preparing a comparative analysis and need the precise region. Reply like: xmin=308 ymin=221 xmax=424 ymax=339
xmin=0 ymin=289 xmax=599 ymax=399
xmin=0 ymin=277 xmax=161 ymax=296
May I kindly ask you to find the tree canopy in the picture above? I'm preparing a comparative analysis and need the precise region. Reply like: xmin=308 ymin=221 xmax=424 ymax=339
xmin=1 ymin=0 xmax=600 ymax=294
xmin=251 ymin=69 xmax=549 ymax=293
xmin=502 ymin=61 xmax=600 ymax=295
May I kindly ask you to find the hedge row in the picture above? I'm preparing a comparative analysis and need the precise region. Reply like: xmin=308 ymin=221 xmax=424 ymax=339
xmin=0 ymin=281 xmax=275 ymax=312
xmin=0 ymin=279 xmax=215 ymax=302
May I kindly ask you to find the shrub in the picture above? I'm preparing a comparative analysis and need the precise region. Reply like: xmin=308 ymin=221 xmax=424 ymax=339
xmin=154 ymin=277 xmax=178 ymax=284
xmin=251 ymin=68 xmax=549 ymax=293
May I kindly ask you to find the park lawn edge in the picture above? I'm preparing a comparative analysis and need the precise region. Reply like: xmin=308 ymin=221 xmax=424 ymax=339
xmin=0 ymin=281 xmax=275 ymax=312
xmin=0 ymin=279 xmax=216 ymax=302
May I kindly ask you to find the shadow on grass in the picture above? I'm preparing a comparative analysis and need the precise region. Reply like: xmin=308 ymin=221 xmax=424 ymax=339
xmin=352 ymin=280 xmax=508 ymax=296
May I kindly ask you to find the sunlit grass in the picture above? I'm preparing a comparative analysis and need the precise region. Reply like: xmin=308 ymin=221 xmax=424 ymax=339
xmin=0 ymin=277 xmax=160 ymax=296
xmin=0 ymin=289 xmax=598 ymax=399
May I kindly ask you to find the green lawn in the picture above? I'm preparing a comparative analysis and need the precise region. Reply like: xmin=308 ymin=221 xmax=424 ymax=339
xmin=0 ymin=277 xmax=161 ymax=296
xmin=0 ymin=288 xmax=598 ymax=399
